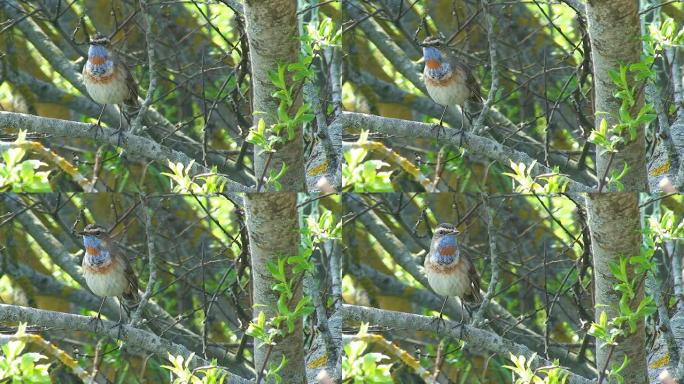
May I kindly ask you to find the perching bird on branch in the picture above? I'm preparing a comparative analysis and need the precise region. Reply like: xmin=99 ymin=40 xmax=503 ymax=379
xmin=82 ymin=33 xmax=139 ymax=141
xmin=80 ymin=223 xmax=139 ymax=326
xmin=421 ymin=36 xmax=482 ymax=132
xmin=425 ymin=223 xmax=482 ymax=322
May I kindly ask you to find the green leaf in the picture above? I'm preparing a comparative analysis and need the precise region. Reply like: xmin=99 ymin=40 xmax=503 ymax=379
xmin=608 ymin=69 xmax=621 ymax=86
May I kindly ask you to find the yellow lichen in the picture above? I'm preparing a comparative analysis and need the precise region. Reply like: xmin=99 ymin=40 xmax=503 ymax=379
xmin=650 ymin=353 xmax=670 ymax=369
xmin=307 ymin=352 xmax=328 ymax=368
xmin=307 ymin=160 xmax=329 ymax=176
xmin=649 ymin=160 xmax=670 ymax=176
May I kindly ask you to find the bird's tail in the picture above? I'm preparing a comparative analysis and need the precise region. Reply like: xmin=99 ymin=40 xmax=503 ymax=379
xmin=122 ymin=98 xmax=141 ymax=126
xmin=121 ymin=69 xmax=141 ymax=126
xmin=121 ymin=289 xmax=140 ymax=316
xmin=464 ymin=100 xmax=484 ymax=122
xmin=468 ymin=287 xmax=483 ymax=304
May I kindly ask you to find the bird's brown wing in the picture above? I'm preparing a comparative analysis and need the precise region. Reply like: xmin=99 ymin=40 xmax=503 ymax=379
xmin=460 ymin=61 xmax=482 ymax=103
xmin=122 ymin=258 xmax=140 ymax=316
xmin=447 ymin=55 xmax=482 ymax=103
xmin=112 ymin=54 xmax=140 ymax=110
xmin=113 ymin=245 xmax=140 ymax=305
xmin=465 ymin=66 xmax=482 ymax=103
xmin=122 ymin=62 xmax=140 ymax=109
xmin=123 ymin=256 xmax=140 ymax=297
xmin=466 ymin=255 xmax=483 ymax=303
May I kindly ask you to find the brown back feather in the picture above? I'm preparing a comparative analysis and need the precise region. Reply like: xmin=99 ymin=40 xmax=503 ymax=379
xmin=447 ymin=57 xmax=482 ymax=103
xmin=112 ymin=246 xmax=140 ymax=313
xmin=465 ymin=255 xmax=483 ymax=303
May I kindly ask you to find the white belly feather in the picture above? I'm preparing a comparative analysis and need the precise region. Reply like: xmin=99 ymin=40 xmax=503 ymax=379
xmin=83 ymin=260 xmax=128 ymax=298
xmin=425 ymin=265 xmax=471 ymax=298
xmin=83 ymin=67 xmax=129 ymax=105
xmin=425 ymin=78 xmax=470 ymax=107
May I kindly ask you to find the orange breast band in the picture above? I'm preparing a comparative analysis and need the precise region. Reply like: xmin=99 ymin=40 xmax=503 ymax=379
xmin=439 ymin=245 xmax=456 ymax=256
xmin=89 ymin=56 xmax=106 ymax=65
xmin=426 ymin=59 xmax=441 ymax=69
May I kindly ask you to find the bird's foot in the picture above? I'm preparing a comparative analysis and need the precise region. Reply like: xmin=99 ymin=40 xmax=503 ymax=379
xmin=456 ymin=127 xmax=466 ymax=148
xmin=88 ymin=314 xmax=104 ymax=333
xmin=430 ymin=312 xmax=447 ymax=333
xmin=88 ymin=123 xmax=105 ymax=139
xmin=110 ymin=127 xmax=126 ymax=147
xmin=451 ymin=318 xmax=467 ymax=340
xmin=109 ymin=320 xmax=126 ymax=340
xmin=431 ymin=123 xmax=447 ymax=138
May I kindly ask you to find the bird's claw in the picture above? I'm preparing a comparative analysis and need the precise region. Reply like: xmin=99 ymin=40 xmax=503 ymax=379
xmin=430 ymin=313 xmax=447 ymax=332
xmin=109 ymin=320 xmax=126 ymax=340
xmin=110 ymin=128 xmax=126 ymax=147
xmin=89 ymin=314 xmax=104 ymax=333
xmin=451 ymin=318 xmax=467 ymax=340
xmin=88 ymin=123 xmax=105 ymax=138
xmin=431 ymin=123 xmax=447 ymax=138
xmin=457 ymin=127 xmax=466 ymax=148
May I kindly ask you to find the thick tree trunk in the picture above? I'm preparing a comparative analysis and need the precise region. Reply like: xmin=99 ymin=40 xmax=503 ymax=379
xmin=243 ymin=0 xmax=306 ymax=191
xmin=244 ymin=193 xmax=305 ymax=383
xmin=586 ymin=0 xmax=648 ymax=191
xmin=586 ymin=193 xmax=647 ymax=383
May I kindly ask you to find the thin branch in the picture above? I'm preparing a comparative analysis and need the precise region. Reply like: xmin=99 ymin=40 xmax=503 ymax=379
xmin=129 ymin=0 xmax=158 ymax=136
xmin=130 ymin=196 xmax=158 ymax=327
xmin=472 ymin=0 xmax=499 ymax=135
xmin=471 ymin=194 xmax=501 ymax=326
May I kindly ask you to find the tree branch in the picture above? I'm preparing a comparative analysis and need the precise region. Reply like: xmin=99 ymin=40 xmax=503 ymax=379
xmin=0 ymin=111 xmax=252 ymax=198
xmin=129 ymin=0 xmax=158 ymax=136
xmin=130 ymin=197 xmax=157 ymax=327
xmin=338 ymin=111 xmax=594 ymax=191
xmin=339 ymin=304 xmax=595 ymax=384
xmin=0 ymin=304 xmax=253 ymax=384
xmin=472 ymin=194 xmax=502 ymax=326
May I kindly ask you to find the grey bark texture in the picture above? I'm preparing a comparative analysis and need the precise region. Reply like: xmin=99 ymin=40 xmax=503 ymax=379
xmin=585 ymin=0 xmax=648 ymax=191
xmin=586 ymin=193 xmax=648 ymax=383
xmin=243 ymin=0 xmax=306 ymax=191
xmin=244 ymin=193 xmax=305 ymax=383
xmin=0 ymin=304 xmax=253 ymax=383
xmin=339 ymin=304 xmax=595 ymax=384
xmin=0 ymin=111 xmax=251 ymax=199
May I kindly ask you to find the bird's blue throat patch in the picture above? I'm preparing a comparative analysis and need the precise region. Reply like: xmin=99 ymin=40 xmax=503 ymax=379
xmin=432 ymin=235 xmax=459 ymax=265
xmin=87 ymin=45 xmax=113 ymax=76
xmin=423 ymin=46 xmax=451 ymax=79
xmin=83 ymin=235 xmax=109 ymax=266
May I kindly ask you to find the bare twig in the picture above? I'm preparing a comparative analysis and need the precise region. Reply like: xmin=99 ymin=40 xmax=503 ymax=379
xmin=129 ymin=0 xmax=158 ymax=136
xmin=471 ymin=194 xmax=501 ymax=326
xmin=129 ymin=196 xmax=158 ymax=327
xmin=472 ymin=0 xmax=499 ymax=136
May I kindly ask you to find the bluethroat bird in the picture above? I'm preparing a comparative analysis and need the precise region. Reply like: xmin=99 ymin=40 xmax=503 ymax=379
xmin=425 ymin=223 xmax=482 ymax=323
xmin=82 ymin=33 xmax=139 ymax=140
xmin=421 ymin=36 xmax=482 ymax=132
xmin=80 ymin=223 xmax=139 ymax=327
